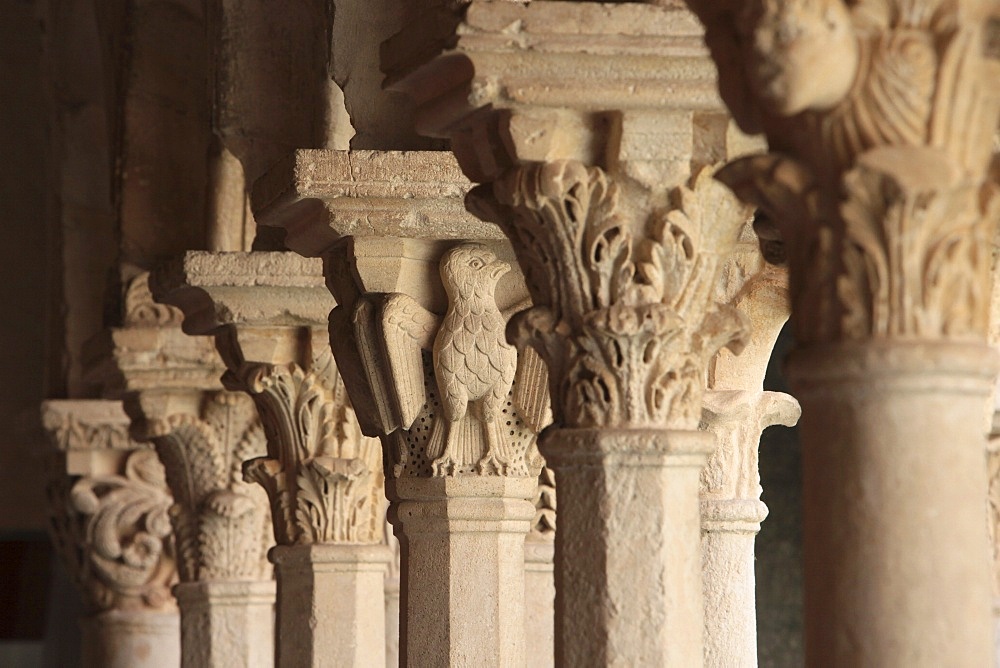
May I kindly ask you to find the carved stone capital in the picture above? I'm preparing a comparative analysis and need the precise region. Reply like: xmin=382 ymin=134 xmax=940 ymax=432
xmin=252 ymin=150 xmax=551 ymax=480
xmin=235 ymin=356 xmax=384 ymax=545
xmin=700 ymin=228 xmax=801 ymax=528
xmin=42 ymin=400 xmax=177 ymax=614
xmin=685 ymin=0 xmax=1000 ymax=344
xmin=329 ymin=239 xmax=547 ymax=479
xmin=151 ymin=251 xmax=386 ymax=547
xmin=471 ymin=161 xmax=753 ymax=430
xmin=127 ymin=390 xmax=272 ymax=583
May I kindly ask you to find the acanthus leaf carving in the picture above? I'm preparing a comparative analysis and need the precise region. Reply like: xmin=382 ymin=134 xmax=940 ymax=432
xmin=228 ymin=342 xmax=383 ymax=546
xmin=687 ymin=0 xmax=1000 ymax=344
xmin=475 ymin=161 xmax=752 ymax=430
xmin=141 ymin=392 xmax=272 ymax=582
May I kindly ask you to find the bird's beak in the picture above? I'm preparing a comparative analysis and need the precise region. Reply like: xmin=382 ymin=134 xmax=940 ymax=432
xmin=490 ymin=261 xmax=511 ymax=280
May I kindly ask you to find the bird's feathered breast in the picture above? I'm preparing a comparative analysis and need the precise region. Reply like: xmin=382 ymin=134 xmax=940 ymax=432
xmin=435 ymin=297 xmax=515 ymax=403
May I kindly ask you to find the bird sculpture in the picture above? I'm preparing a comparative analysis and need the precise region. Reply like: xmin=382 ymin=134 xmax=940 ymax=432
xmin=380 ymin=243 xmax=525 ymax=475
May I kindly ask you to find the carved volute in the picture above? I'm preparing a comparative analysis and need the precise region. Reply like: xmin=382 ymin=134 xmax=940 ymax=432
xmin=42 ymin=401 xmax=178 ymax=614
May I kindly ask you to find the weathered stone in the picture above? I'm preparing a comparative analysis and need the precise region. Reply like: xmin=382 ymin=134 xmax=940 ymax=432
xmin=42 ymin=400 xmax=180 ymax=668
xmin=153 ymin=250 xmax=394 ymax=668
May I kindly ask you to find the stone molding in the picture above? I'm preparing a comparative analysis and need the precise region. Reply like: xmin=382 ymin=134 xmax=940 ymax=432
xmin=684 ymin=0 xmax=1000 ymax=344
xmin=152 ymin=251 xmax=386 ymax=547
xmin=252 ymin=149 xmax=497 ymax=257
xmin=42 ymin=400 xmax=177 ymax=614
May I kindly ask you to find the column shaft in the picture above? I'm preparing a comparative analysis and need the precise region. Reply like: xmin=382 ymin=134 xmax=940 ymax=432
xmin=543 ymin=429 xmax=713 ymax=666
xmin=80 ymin=609 xmax=180 ymax=668
xmin=790 ymin=343 xmax=994 ymax=666
xmin=272 ymin=544 xmax=390 ymax=668
xmin=393 ymin=476 xmax=536 ymax=667
xmin=174 ymin=580 xmax=275 ymax=668
xmin=701 ymin=529 xmax=759 ymax=667
xmin=524 ymin=539 xmax=554 ymax=668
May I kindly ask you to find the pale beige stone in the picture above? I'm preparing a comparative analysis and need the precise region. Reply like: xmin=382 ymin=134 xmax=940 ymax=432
xmin=79 ymin=610 xmax=180 ymax=668
xmin=253 ymin=149 xmax=499 ymax=257
xmin=42 ymin=399 xmax=181 ymax=668
xmin=525 ymin=466 xmax=556 ymax=668
xmin=789 ymin=344 xmax=994 ymax=665
xmin=173 ymin=580 xmax=275 ymax=668
xmin=271 ymin=544 xmax=390 ymax=668
xmin=541 ymin=428 xmax=713 ymax=666
xmin=683 ymin=0 xmax=1000 ymax=662
xmin=387 ymin=3 xmax=752 ymax=664
xmin=92 ymin=278 xmax=276 ymax=667
xmin=700 ymin=226 xmax=800 ymax=667
xmin=254 ymin=152 xmax=549 ymax=666
xmin=392 ymin=476 xmax=536 ymax=666
xmin=153 ymin=250 xmax=395 ymax=668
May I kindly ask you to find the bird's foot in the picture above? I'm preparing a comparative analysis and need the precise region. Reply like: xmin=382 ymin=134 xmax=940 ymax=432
xmin=475 ymin=453 xmax=510 ymax=476
xmin=431 ymin=456 xmax=459 ymax=477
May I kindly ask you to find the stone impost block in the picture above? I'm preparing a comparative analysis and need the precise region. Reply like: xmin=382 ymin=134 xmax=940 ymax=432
xmin=252 ymin=149 xmax=499 ymax=257
xmin=386 ymin=0 xmax=734 ymax=184
xmin=152 ymin=251 xmax=331 ymax=337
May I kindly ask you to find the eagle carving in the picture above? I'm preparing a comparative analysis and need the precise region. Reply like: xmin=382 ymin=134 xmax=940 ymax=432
xmin=380 ymin=243 xmax=545 ymax=476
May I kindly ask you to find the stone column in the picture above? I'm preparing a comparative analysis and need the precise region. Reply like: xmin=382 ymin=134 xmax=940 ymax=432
xmin=42 ymin=400 xmax=180 ymax=668
xmin=129 ymin=390 xmax=276 ymax=668
xmin=525 ymin=467 xmax=556 ymax=668
xmin=383 ymin=517 xmax=401 ymax=668
xmin=152 ymin=251 xmax=392 ymax=668
xmin=253 ymin=150 xmax=550 ymax=667
xmin=699 ymin=226 xmax=799 ymax=667
xmin=683 ymin=0 xmax=1000 ymax=663
xmin=385 ymin=2 xmax=755 ymax=663
xmin=91 ymin=278 xmax=276 ymax=668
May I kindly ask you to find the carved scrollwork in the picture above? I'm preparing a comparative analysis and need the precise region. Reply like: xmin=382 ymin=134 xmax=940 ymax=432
xmin=124 ymin=272 xmax=185 ymax=328
xmin=233 ymin=346 xmax=384 ymax=545
xmin=143 ymin=392 xmax=272 ymax=582
xmin=48 ymin=449 xmax=177 ymax=613
xmin=471 ymin=161 xmax=752 ymax=430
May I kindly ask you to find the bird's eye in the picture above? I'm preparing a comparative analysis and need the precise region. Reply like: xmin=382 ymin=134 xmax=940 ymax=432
xmin=470 ymin=259 xmax=483 ymax=269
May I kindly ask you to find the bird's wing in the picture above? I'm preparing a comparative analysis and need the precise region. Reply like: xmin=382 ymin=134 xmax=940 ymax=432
xmin=380 ymin=294 xmax=439 ymax=429
xmin=512 ymin=344 xmax=552 ymax=434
